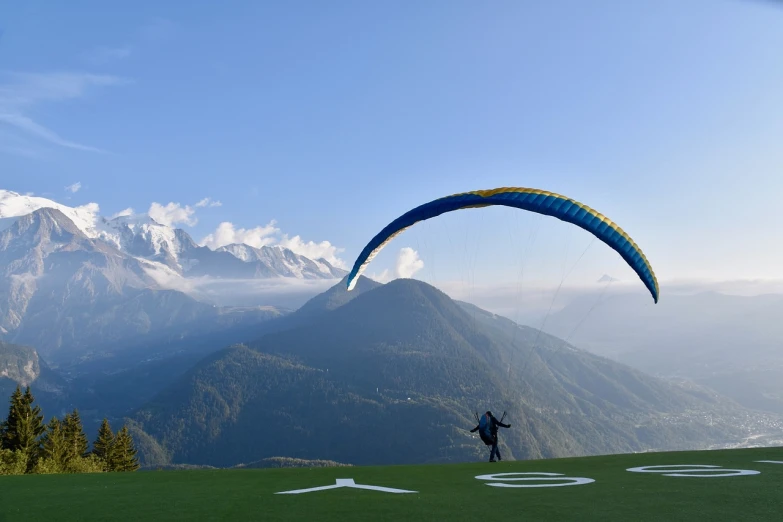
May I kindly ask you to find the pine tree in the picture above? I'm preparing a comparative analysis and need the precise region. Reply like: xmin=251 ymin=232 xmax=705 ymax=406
xmin=0 ymin=386 xmax=24 ymax=450
xmin=62 ymin=409 xmax=89 ymax=463
xmin=39 ymin=417 xmax=68 ymax=472
xmin=92 ymin=418 xmax=115 ymax=471
xmin=10 ymin=387 xmax=45 ymax=471
xmin=111 ymin=426 xmax=140 ymax=472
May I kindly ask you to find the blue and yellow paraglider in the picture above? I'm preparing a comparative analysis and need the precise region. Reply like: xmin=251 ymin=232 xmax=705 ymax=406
xmin=345 ymin=187 xmax=659 ymax=303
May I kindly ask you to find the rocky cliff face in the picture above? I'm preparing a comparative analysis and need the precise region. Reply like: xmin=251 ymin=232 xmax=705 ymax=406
xmin=0 ymin=340 xmax=66 ymax=393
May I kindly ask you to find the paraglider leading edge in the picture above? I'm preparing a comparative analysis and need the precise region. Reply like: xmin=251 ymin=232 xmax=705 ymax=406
xmin=345 ymin=187 xmax=659 ymax=303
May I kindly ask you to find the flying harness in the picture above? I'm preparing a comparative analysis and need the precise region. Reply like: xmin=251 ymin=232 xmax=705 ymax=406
xmin=474 ymin=411 xmax=506 ymax=446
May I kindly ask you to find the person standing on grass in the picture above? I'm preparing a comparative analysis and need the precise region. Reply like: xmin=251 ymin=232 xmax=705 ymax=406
xmin=470 ymin=411 xmax=510 ymax=462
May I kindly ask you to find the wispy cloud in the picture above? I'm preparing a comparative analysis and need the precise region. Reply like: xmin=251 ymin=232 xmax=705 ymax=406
xmin=110 ymin=207 xmax=134 ymax=219
xmin=0 ymin=113 xmax=104 ymax=153
xmin=65 ymin=182 xmax=82 ymax=193
xmin=1 ymin=72 xmax=128 ymax=106
xmin=0 ymin=71 xmax=128 ymax=154
xmin=195 ymin=197 xmax=222 ymax=208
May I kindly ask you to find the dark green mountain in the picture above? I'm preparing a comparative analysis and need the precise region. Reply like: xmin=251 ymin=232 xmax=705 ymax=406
xmin=131 ymin=278 xmax=757 ymax=468
xmin=230 ymin=274 xmax=382 ymax=336
xmin=293 ymin=274 xmax=382 ymax=317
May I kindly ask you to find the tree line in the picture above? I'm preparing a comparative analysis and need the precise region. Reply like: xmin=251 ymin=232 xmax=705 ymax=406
xmin=0 ymin=385 xmax=139 ymax=475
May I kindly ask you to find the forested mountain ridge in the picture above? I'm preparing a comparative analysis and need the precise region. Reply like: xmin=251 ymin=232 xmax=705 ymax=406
xmin=130 ymin=278 xmax=757 ymax=468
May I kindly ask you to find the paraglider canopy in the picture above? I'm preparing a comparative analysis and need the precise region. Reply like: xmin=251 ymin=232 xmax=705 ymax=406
xmin=346 ymin=186 xmax=659 ymax=303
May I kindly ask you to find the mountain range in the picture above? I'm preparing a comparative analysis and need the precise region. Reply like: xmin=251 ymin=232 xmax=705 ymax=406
xmin=0 ymin=189 xmax=345 ymax=362
xmin=0 ymin=190 xmax=346 ymax=280
xmin=126 ymin=278 xmax=781 ymax=468
xmin=2 ymin=274 xmax=781 ymax=469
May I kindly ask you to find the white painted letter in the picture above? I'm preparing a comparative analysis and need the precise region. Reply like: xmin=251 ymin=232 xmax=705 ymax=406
xmin=475 ymin=472 xmax=595 ymax=488
xmin=626 ymin=465 xmax=759 ymax=478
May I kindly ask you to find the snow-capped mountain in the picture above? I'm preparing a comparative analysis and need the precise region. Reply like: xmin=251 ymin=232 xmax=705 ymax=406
xmin=0 ymin=206 xmax=207 ymax=355
xmin=0 ymin=190 xmax=104 ymax=237
xmin=101 ymin=213 xmax=186 ymax=268
xmin=0 ymin=190 xmax=347 ymax=280
xmin=216 ymin=243 xmax=345 ymax=279
xmin=0 ymin=189 xmax=343 ymax=360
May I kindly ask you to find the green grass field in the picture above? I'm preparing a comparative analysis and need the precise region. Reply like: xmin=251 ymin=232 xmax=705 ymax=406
xmin=2 ymin=447 xmax=782 ymax=521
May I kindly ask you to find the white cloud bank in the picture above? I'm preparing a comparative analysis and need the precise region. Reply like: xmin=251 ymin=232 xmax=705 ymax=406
xmin=278 ymin=234 xmax=345 ymax=268
xmin=368 ymin=247 xmax=425 ymax=283
xmin=396 ymin=247 xmax=424 ymax=278
xmin=148 ymin=201 xmax=197 ymax=227
xmin=200 ymin=221 xmax=279 ymax=249
xmin=141 ymin=260 xmax=337 ymax=309
xmin=199 ymin=220 xmax=346 ymax=268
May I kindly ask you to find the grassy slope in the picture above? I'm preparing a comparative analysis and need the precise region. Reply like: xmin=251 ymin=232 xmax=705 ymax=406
xmin=1 ymin=447 xmax=781 ymax=521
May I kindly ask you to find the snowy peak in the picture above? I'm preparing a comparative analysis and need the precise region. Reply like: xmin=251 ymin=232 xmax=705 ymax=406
xmin=216 ymin=243 xmax=346 ymax=279
xmin=0 ymin=189 xmax=102 ymax=237
xmin=0 ymin=207 xmax=98 ymax=265
xmin=0 ymin=191 xmax=180 ymax=267
xmin=174 ymin=228 xmax=199 ymax=251
xmin=0 ymin=189 xmax=342 ymax=359
xmin=218 ymin=243 xmax=258 ymax=263
xmin=103 ymin=213 xmax=183 ymax=267
xmin=0 ymin=206 xmax=164 ymax=337
xmin=7 ymin=207 xmax=85 ymax=240
xmin=0 ymin=207 xmax=153 ymax=283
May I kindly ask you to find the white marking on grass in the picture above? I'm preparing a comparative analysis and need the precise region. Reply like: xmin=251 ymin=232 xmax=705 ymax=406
xmin=475 ymin=472 xmax=595 ymax=488
xmin=275 ymin=478 xmax=417 ymax=495
xmin=626 ymin=465 xmax=760 ymax=477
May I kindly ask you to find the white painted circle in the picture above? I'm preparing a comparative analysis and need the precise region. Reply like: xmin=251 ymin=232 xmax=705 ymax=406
xmin=626 ymin=464 xmax=760 ymax=477
xmin=475 ymin=472 xmax=595 ymax=488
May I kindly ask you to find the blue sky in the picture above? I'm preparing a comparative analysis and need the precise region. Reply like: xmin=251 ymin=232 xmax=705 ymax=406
xmin=2 ymin=0 xmax=782 ymax=294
